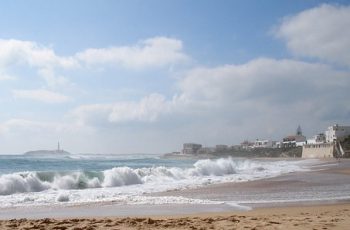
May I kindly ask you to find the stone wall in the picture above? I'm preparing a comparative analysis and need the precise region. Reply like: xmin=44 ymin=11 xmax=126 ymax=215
xmin=302 ymin=143 xmax=334 ymax=158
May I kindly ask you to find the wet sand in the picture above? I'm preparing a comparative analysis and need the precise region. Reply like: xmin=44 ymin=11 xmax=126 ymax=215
xmin=155 ymin=158 xmax=350 ymax=208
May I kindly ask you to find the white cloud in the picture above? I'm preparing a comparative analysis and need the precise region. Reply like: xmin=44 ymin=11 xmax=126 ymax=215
xmin=0 ymin=39 xmax=78 ymax=69
xmin=0 ymin=37 xmax=189 ymax=71
xmin=0 ymin=39 xmax=78 ymax=89
xmin=167 ymin=58 xmax=350 ymax=144
xmin=3 ymin=57 xmax=350 ymax=153
xmin=76 ymin=37 xmax=190 ymax=69
xmin=69 ymin=58 xmax=350 ymax=132
xmin=178 ymin=58 xmax=349 ymax=107
xmin=71 ymin=93 xmax=171 ymax=125
xmin=0 ymin=37 xmax=190 ymax=90
xmin=276 ymin=4 xmax=350 ymax=67
xmin=0 ymin=72 xmax=15 ymax=81
xmin=1 ymin=26 xmax=349 ymax=153
xmin=37 ymin=68 xmax=72 ymax=89
xmin=109 ymin=93 xmax=171 ymax=123
xmin=0 ymin=118 xmax=91 ymax=135
xmin=174 ymin=58 xmax=350 ymax=141
xmin=12 ymin=89 xmax=70 ymax=103
xmin=0 ymin=119 xmax=53 ymax=135
xmin=70 ymin=104 xmax=115 ymax=126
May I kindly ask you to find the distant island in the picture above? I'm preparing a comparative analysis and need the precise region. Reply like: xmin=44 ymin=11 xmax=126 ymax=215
xmin=24 ymin=142 xmax=71 ymax=156
xmin=24 ymin=149 xmax=71 ymax=156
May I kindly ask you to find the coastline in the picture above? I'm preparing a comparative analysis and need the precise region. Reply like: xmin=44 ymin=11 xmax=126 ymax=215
xmin=155 ymin=158 xmax=350 ymax=207
xmin=1 ymin=158 xmax=350 ymax=229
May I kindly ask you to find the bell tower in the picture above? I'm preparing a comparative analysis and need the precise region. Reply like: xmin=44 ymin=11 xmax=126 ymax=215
xmin=296 ymin=125 xmax=302 ymax=136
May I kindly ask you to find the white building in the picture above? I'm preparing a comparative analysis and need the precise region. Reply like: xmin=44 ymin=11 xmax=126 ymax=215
xmin=198 ymin=147 xmax=216 ymax=154
xmin=240 ymin=140 xmax=254 ymax=149
xmin=275 ymin=141 xmax=282 ymax=148
xmin=282 ymin=135 xmax=306 ymax=147
xmin=325 ymin=124 xmax=350 ymax=143
xmin=253 ymin=139 xmax=273 ymax=148
xmin=307 ymin=133 xmax=326 ymax=144
xmin=282 ymin=125 xmax=306 ymax=148
xmin=182 ymin=143 xmax=202 ymax=154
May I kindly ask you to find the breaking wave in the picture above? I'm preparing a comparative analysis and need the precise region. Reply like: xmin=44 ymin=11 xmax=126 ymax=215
xmin=0 ymin=157 xmax=303 ymax=196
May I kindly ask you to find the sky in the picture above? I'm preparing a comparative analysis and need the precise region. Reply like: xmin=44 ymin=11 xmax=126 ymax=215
xmin=0 ymin=0 xmax=349 ymax=154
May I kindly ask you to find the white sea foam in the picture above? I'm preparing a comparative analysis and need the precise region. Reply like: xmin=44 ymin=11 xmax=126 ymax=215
xmin=56 ymin=193 xmax=70 ymax=202
xmin=0 ymin=157 xmax=313 ymax=208
xmin=0 ymin=172 xmax=50 ymax=195
xmin=0 ymin=158 xmax=309 ymax=195
xmin=191 ymin=158 xmax=236 ymax=176
xmin=103 ymin=167 xmax=142 ymax=187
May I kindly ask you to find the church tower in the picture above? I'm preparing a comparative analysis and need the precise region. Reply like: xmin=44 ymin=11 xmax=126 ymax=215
xmin=296 ymin=125 xmax=302 ymax=136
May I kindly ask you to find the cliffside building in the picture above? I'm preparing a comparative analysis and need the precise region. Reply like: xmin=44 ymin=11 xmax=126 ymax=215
xmin=182 ymin=143 xmax=202 ymax=154
xmin=198 ymin=147 xmax=215 ymax=154
xmin=302 ymin=124 xmax=350 ymax=158
xmin=325 ymin=124 xmax=350 ymax=143
xmin=307 ymin=133 xmax=326 ymax=144
xmin=282 ymin=125 xmax=306 ymax=148
xmin=240 ymin=140 xmax=254 ymax=150
xmin=253 ymin=139 xmax=274 ymax=148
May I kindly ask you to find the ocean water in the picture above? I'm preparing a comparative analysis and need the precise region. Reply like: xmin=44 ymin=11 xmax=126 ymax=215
xmin=0 ymin=154 xmax=313 ymax=209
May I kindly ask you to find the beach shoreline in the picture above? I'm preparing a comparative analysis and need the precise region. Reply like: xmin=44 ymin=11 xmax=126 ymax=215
xmin=1 ymin=158 xmax=349 ymax=229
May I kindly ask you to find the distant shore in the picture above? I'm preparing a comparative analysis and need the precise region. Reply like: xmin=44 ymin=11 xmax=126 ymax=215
xmin=24 ymin=149 xmax=71 ymax=156
xmin=163 ymin=146 xmax=303 ymax=159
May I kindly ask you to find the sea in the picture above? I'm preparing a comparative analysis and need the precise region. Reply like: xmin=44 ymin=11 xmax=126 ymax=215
xmin=0 ymin=153 xmax=317 ymax=210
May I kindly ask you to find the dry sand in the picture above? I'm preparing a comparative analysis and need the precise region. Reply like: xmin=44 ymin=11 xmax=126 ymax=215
xmin=0 ymin=203 xmax=349 ymax=229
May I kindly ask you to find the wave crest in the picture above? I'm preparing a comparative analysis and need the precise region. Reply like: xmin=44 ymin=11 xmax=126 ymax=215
xmin=0 ymin=157 xmax=301 ymax=196
xmin=103 ymin=167 xmax=142 ymax=187
xmin=192 ymin=158 xmax=237 ymax=176
xmin=0 ymin=172 xmax=50 ymax=195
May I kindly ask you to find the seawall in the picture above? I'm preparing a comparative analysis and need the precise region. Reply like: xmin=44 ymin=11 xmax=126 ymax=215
xmin=302 ymin=143 xmax=334 ymax=158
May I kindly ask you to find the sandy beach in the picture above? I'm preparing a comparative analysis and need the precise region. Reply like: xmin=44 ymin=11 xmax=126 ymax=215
xmin=1 ymin=159 xmax=349 ymax=229
xmin=1 ymin=203 xmax=349 ymax=229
